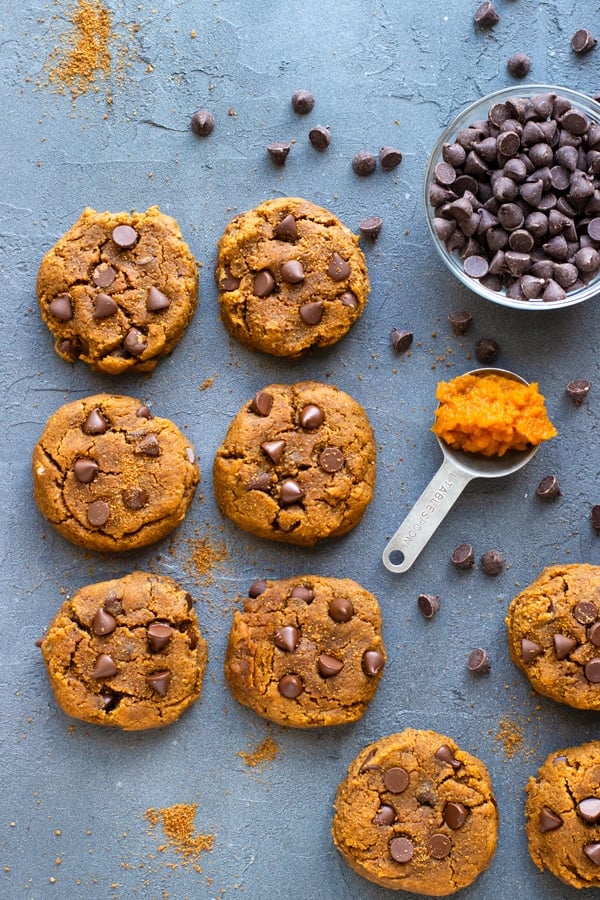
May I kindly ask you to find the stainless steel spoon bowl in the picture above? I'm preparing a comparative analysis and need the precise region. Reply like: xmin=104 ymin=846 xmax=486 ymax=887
xmin=382 ymin=368 xmax=541 ymax=573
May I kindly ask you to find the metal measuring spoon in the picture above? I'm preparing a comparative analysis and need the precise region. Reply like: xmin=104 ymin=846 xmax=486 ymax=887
xmin=382 ymin=368 xmax=540 ymax=573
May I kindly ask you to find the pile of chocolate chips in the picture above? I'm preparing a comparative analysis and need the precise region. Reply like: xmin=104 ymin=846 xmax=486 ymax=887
xmin=429 ymin=92 xmax=600 ymax=302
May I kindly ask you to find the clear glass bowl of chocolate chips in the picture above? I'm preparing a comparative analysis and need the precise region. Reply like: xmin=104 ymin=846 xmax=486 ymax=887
xmin=425 ymin=85 xmax=600 ymax=309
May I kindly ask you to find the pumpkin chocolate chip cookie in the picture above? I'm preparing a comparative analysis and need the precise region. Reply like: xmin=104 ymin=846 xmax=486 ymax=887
xmin=37 ymin=206 xmax=198 ymax=374
xmin=224 ymin=575 xmax=385 ymax=728
xmin=215 ymin=197 xmax=369 ymax=357
xmin=332 ymin=729 xmax=498 ymax=895
xmin=213 ymin=381 xmax=376 ymax=545
xmin=506 ymin=564 xmax=600 ymax=709
xmin=526 ymin=740 xmax=600 ymax=888
xmin=32 ymin=393 xmax=199 ymax=552
xmin=39 ymin=572 xmax=207 ymax=730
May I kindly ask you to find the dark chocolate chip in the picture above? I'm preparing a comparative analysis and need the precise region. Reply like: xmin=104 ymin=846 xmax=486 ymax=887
xmin=248 ymin=579 xmax=267 ymax=598
xmin=463 ymin=255 xmax=489 ymax=278
xmin=592 ymin=505 xmax=600 ymax=530
xmin=474 ymin=1 xmax=499 ymax=26
xmin=93 ymin=292 xmax=118 ymax=318
xmin=539 ymin=806 xmax=563 ymax=832
xmin=448 ymin=310 xmax=473 ymax=335
xmin=389 ymin=837 xmax=414 ymax=863
xmin=49 ymin=294 xmax=73 ymax=321
xmin=572 ymin=29 xmax=597 ymax=54
xmin=308 ymin=125 xmax=330 ymax=149
xmin=219 ymin=272 xmax=240 ymax=291
xmin=136 ymin=405 xmax=152 ymax=419
xmin=415 ymin=781 xmax=436 ymax=806
xmin=281 ymin=260 xmax=304 ymax=283
xmin=521 ymin=638 xmax=543 ymax=663
xmin=475 ymin=337 xmax=500 ymax=364
xmin=584 ymin=843 xmax=600 ymax=865
xmin=74 ymin=458 xmax=99 ymax=483
xmin=299 ymin=300 xmax=324 ymax=325
xmin=427 ymin=834 xmax=452 ymax=859
xmin=573 ymin=601 xmax=598 ymax=624
xmin=123 ymin=327 xmax=147 ymax=356
xmin=328 ymin=252 xmax=351 ymax=281
xmin=278 ymin=673 xmax=304 ymax=698
xmin=261 ymin=439 xmax=286 ymax=464
xmin=553 ymin=634 xmax=577 ymax=659
xmin=577 ymin=797 xmax=600 ymax=824
xmin=246 ymin=473 xmax=271 ymax=492
xmin=418 ymin=594 xmax=440 ymax=619
xmin=273 ymin=625 xmax=300 ymax=652
xmin=383 ymin=766 xmax=409 ymax=793
xmin=299 ymin=404 xmax=324 ymax=429
xmin=267 ymin=142 xmax=291 ymax=165
xmin=92 ymin=264 xmax=116 ymax=287
xmin=92 ymin=653 xmax=118 ymax=678
xmin=451 ymin=542 xmax=475 ymax=569
xmin=274 ymin=214 xmax=298 ymax=241
xmin=390 ymin=327 xmax=413 ymax=353
xmin=191 ymin=108 xmax=215 ymax=136
xmin=567 ymin=378 xmax=591 ymax=404
xmin=253 ymin=270 xmax=275 ymax=297
xmin=362 ymin=650 xmax=385 ymax=676
xmin=372 ymin=805 xmax=396 ymax=826
xmin=147 ymin=671 xmax=171 ymax=696
xmin=146 ymin=286 xmax=170 ymax=311
xmin=147 ymin=622 xmax=173 ymax=651
xmin=318 ymin=654 xmax=344 ymax=678
xmin=87 ymin=500 xmax=110 ymax=527
xmin=352 ymin=150 xmax=376 ymax=176
xmin=329 ymin=597 xmax=354 ymax=622
xmin=507 ymin=52 xmax=531 ymax=78
xmin=319 ymin=447 xmax=344 ymax=473
xmin=435 ymin=745 xmax=461 ymax=768
xmin=249 ymin=391 xmax=273 ymax=417
xmin=480 ymin=549 xmax=504 ymax=575
xmin=134 ymin=434 xmax=160 ymax=457
xmin=589 ymin=622 xmax=600 ymax=646
xmin=536 ymin=474 xmax=561 ymax=499
xmin=92 ymin=608 xmax=117 ymax=636
xmin=379 ymin=146 xmax=403 ymax=171
xmin=290 ymin=586 xmax=314 ymax=603
xmin=104 ymin=593 xmax=122 ymax=616
xmin=359 ymin=216 xmax=383 ymax=240
xmin=279 ymin=479 xmax=304 ymax=505
xmin=340 ymin=291 xmax=358 ymax=308
xmin=467 ymin=648 xmax=491 ymax=673
xmin=112 ymin=224 xmax=138 ymax=249
xmin=585 ymin=659 xmax=600 ymax=682
xmin=56 ymin=338 xmax=80 ymax=360
xmin=444 ymin=802 xmax=468 ymax=829
xmin=122 ymin=487 xmax=148 ymax=510
xmin=291 ymin=89 xmax=314 ymax=114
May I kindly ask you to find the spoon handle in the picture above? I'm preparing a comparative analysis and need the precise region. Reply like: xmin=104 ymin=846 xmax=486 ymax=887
xmin=382 ymin=458 xmax=474 ymax=573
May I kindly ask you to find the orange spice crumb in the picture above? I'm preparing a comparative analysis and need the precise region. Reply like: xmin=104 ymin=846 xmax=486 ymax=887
xmin=182 ymin=526 xmax=228 ymax=587
xmin=239 ymin=736 xmax=280 ymax=767
xmin=495 ymin=714 xmax=524 ymax=759
xmin=145 ymin=803 xmax=214 ymax=867
xmin=46 ymin=0 xmax=113 ymax=97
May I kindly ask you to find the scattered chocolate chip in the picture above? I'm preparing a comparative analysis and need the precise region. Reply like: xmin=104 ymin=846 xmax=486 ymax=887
xmin=467 ymin=648 xmax=491 ymax=673
xmin=415 ymin=781 xmax=436 ymax=806
xmin=572 ymin=29 xmax=597 ymax=54
xmin=104 ymin=594 xmax=122 ymax=616
xmin=35 ymin=636 xmax=44 ymax=648
xmin=290 ymin=585 xmax=315 ymax=602
xmin=246 ymin=472 xmax=271 ymax=492
xmin=435 ymin=745 xmax=461 ymax=768
xmin=274 ymin=214 xmax=298 ymax=241
xmin=87 ymin=500 xmax=110 ymax=527
xmin=93 ymin=292 xmax=118 ymax=318
xmin=536 ymin=475 xmax=561 ymax=499
xmin=389 ymin=836 xmax=414 ymax=863
xmin=279 ymin=479 xmax=305 ymax=505
xmin=521 ymin=638 xmax=543 ymax=663
xmin=451 ymin=542 xmax=475 ymax=569
xmin=299 ymin=404 xmax=324 ymax=429
xmin=444 ymin=802 xmax=468 ymax=830
xmin=219 ymin=272 xmax=240 ymax=291
xmin=352 ymin=150 xmax=376 ymax=176
xmin=340 ymin=291 xmax=358 ymax=308
xmin=390 ymin=327 xmax=413 ymax=354
xmin=539 ymin=806 xmax=563 ymax=832
xmin=291 ymin=89 xmax=314 ymax=114
xmin=249 ymin=391 xmax=273 ymax=417
xmin=92 ymin=608 xmax=117 ymax=636
xmin=372 ymin=805 xmax=396 ymax=826
xmin=573 ymin=601 xmax=598 ymax=624
xmin=463 ymin=255 xmax=489 ymax=278
xmin=274 ymin=625 xmax=300 ymax=652
xmin=359 ymin=215 xmax=383 ymax=240
xmin=319 ymin=447 xmax=344 ymax=473
xmin=267 ymin=141 xmax=291 ymax=165
xmin=592 ymin=505 xmax=600 ymax=530
xmin=329 ymin=597 xmax=354 ymax=622
xmin=82 ymin=409 xmax=108 ymax=436
xmin=328 ymin=252 xmax=351 ymax=281
xmin=122 ymin=487 xmax=148 ymax=510
xmin=56 ymin=338 xmax=80 ymax=360
xmin=474 ymin=1 xmax=499 ymax=26
xmin=383 ymin=766 xmax=409 ymax=793
xmin=134 ymin=434 xmax=160 ymax=457
xmin=92 ymin=263 xmax=116 ymax=287
xmin=92 ymin=653 xmax=118 ymax=678
xmin=318 ymin=654 xmax=344 ymax=678
xmin=278 ymin=673 xmax=304 ymax=698
xmin=566 ymin=378 xmax=591 ymax=404
xmin=507 ymin=52 xmax=531 ymax=78
xmin=589 ymin=622 xmax=600 ymax=646
xmin=49 ymin=293 xmax=73 ymax=321
xmin=299 ymin=300 xmax=324 ymax=325
xmin=112 ymin=224 xmax=138 ymax=249
xmin=248 ymin=579 xmax=267 ymax=598
xmin=123 ymin=327 xmax=147 ymax=356
xmin=146 ymin=286 xmax=170 ymax=311
xmin=191 ymin=108 xmax=215 ymax=136
xmin=553 ymin=634 xmax=577 ymax=659
xmin=379 ymin=146 xmax=403 ymax=171
xmin=147 ymin=670 xmax=171 ymax=696
xmin=577 ymin=798 xmax=600 ymax=824
xmin=362 ymin=649 xmax=385 ymax=676
xmin=417 ymin=594 xmax=440 ymax=619
xmin=73 ymin=458 xmax=99 ymax=483
xmin=448 ymin=310 xmax=473 ymax=335
xmin=427 ymin=833 xmax=452 ymax=859
xmin=308 ymin=125 xmax=330 ymax=150
xmin=253 ymin=270 xmax=275 ymax=297
xmin=584 ymin=843 xmax=600 ymax=865
xmin=585 ymin=659 xmax=600 ymax=682
xmin=480 ymin=549 xmax=504 ymax=575
xmin=147 ymin=622 xmax=173 ymax=651
xmin=475 ymin=338 xmax=500 ymax=364
xmin=261 ymin=439 xmax=286 ymax=464
xmin=281 ymin=260 xmax=304 ymax=283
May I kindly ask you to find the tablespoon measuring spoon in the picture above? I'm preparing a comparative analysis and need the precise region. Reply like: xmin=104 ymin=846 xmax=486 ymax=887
xmin=382 ymin=368 xmax=540 ymax=573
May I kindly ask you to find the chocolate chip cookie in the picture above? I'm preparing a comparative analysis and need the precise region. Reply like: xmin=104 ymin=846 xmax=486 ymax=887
xmin=213 ymin=381 xmax=376 ymax=545
xmin=215 ymin=197 xmax=369 ymax=357
xmin=506 ymin=564 xmax=600 ymax=709
xmin=526 ymin=741 xmax=600 ymax=888
xmin=332 ymin=729 xmax=498 ymax=895
xmin=32 ymin=394 xmax=199 ymax=552
xmin=37 ymin=206 xmax=198 ymax=374
xmin=224 ymin=575 xmax=385 ymax=728
xmin=39 ymin=572 xmax=207 ymax=730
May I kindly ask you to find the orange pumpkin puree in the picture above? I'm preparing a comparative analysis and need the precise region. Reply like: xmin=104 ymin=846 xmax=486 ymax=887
xmin=432 ymin=373 xmax=557 ymax=457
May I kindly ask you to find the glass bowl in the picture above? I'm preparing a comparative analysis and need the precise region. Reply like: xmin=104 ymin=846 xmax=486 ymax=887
xmin=424 ymin=84 xmax=600 ymax=310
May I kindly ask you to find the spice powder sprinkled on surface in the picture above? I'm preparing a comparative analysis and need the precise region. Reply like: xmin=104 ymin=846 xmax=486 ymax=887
xmin=239 ymin=736 xmax=281 ymax=767
xmin=145 ymin=803 xmax=214 ymax=868
xmin=45 ymin=0 xmax=113 ymax=97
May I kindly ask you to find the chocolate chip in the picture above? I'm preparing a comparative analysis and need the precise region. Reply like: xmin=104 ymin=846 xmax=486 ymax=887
xmin=253 ymin=270 xmax=275 ymax=298
xmin=448 ymin=310 xmax=473 ymax=335
xmin=585 ymin=659 xmax=600 ymax=682
xmin=521 ymin=638 xmax=543 ymax=663
xmin=444 ymin=802 xmax=468 ymax=830
xmin=261 ymin=439 xmax=285 ymax=464
xmin=383 ymin=766 xmax=409 ymax=793
xmin=104 ymin=593 xmax=122 ymax=616
xmin=475 ymin=338 xmax=500 ymax=364
xmin=435 ymin=745 xmax=461 ymax=768
xmin=191 ymin=108 xmax=215 ymax=136
xmin=147 ymin=622 xmax=173 ymax=651
xmin=566 ymin=378 xmax=591 ymax=404
xmin=536 ymin=475 xmax=561 ymax=499
xmin=573 ymin=601 xmax=598 ymax=624
xmin=281 ymin=260 xmax=304 ymax=283
xmin=577 ymin=798 xmax=600 ymax=824
xmin=246 ymin=473 xmax=271 ymax=492
xmin=299 ymin=404 xmax=324 ymax=429
xmin=507 ymin=52 xmax=531 ymax=78
xmin=288 ymin=586 xmax=313 ymax=605
xmin=74 ymin=458 xmax=99 ymax=483
xmin=329 ymin=597 xmax=354 ymax=622
xmin=274 ymin=214 xmax=298 ymax=241
xmin=134 ymin=434 xmax=160 ymax=457
xmin=146 ymin=286 xmax=170 ymax=311
xmin=93 ymin=292 xmax=118 ymax=318
xmin=427 ymin=834 xmax=452 ymax=859
xmin=415 ymin=781 xmax=436 ymax=806
xmin=273 ymin=625 xmax=300 ymax=652
xmin=112 ymin=224 xmax=138 ymax=249
xmin=92 ymin=653 xmax=118 ymax=678
xmin=248 ymin=579 xmax=267 ymax=598
xmin=219 ymin=272 xmax=240 ymax=291
xmin=474 ymin=1 xmax=499 ymax=26
xmin=359 ymin=216 xmax=383 ymax=240
xmin=318 ymin=447 xmax=345 ymax=473
xmin=267 ymin=141 xmax=291 ymax=165
xmin=463 ymin=255 xmax=489 ymax=278
xmin=553 ymin=634 xmax=577 ymax=659
xmin=390 ymin=327 xmax=413 ymax=354
xmin=87 ymin=500 xmax=110 ymax=527
xmin=592 ymin=505 xmax=600 ymax=530
xmin=249 ymin=391 xmax=273 ymax=417
xmin=48 ymin=293 xmax=73 ymax=322
xmin=539 ymin=806 xmax=563 ymax=832
xmin=372 ymin=805 xmax=396 ymax=826
xmin=572 ymin=29 xmax=597 ymax=54
xmin=308 ymin=125 xmax=330 ymax=150
xmin=328 ymin=252 xmax=351 ymax=281
xmin=389 ymin=837 xmax=414 ymax=863
xmin=451 ymin=542 xmax=475 ymax=569
xmin=278 ymin=673 xmax=304 ymax=698
xmin=318 ymin=654 xmax=344 ymax=678
xmin=380 ymin=147 xmax=403 ymax=171
xmin=92 ymin=608 xmax=117 ymax=636
xmin=589 ymin=622 xmax=600 ymax=646
xmin=122 ymin=487 xmax=148 ymax=510
xmin=584 ymin=843 xmax=600 ymax=865
xmin=299 ymin=300 xmax=323 ymax=325
xmin=467 ymin=648 xmax=491 ymax=673
xmin=418 ymin=594 xmax=440 ymax=619
xmin=362 ymin=649 xmax=385 ymax=676
xmin=92 ymin=263 xmax=116 ymax=287
xmin=480 ymin=549 xmax=504 ymax=575
xmin=340 ymin=291 xmax=358 ymax=308
xmin=136 ymin=405 xmax=152 ymax=419
xmin=279 ymin=479 xmax=304 ymax=505
xmin=147 ymin=671 xmax=171 ymax=696
xmin=291 ymin=89 xmax=314 ymax=114
xmin=123 ymin=327 xmax=147 ymax=356
xmin=56 ymin=338 xmax=80 ymax=360
xmin=352 ymin=150 xmax=376 ymax=176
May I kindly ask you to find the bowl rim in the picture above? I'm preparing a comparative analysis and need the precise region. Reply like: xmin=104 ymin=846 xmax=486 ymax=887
xmin=424 ymin=83 xmax=600 ymax=311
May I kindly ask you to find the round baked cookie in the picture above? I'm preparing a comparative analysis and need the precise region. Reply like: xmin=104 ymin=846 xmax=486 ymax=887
xmin=39 ymin=572 xmax=207 ymax=731
xmin=526 ymin=741 xmax=600 ymax=888
xmin=213 ymin=381 xmax=376 ymax=545
xmin=37 ymin=206 xmax=198 ymax=374
xmin=32 ymin=393 xmax=199 ymax=552
xmin=215 ymin=196 xmax=369 ymax=357
xmin=506 ymin=564 xmax=600 ymax=709
xmin=224 ymin=575 xmax=386 ymax=728
xmin=332 ymin=730 xmax=498 ymax=896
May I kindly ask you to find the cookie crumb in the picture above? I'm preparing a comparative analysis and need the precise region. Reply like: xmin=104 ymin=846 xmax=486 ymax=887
xmin=239 ymin=736 xmax=280 ymax=767
xmin=146 ymin=803 xmax=214 ymax=866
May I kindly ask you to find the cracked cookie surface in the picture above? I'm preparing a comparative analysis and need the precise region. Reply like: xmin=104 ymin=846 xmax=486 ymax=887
xmin=332 ymin=729 xmax=498 ymax=896
xmin=526 ymin=740 xmax=600 ymax=888
xmin=39 ymin=572 xmax=207 ymax=731
xmin=32 ymin=393 xmax=199 ymax=552
xmin=37 ymin=206 xmax=198 ymax=374
xmin=224 ymin=575 xmax=385 ymax=728
xmin=212 ymin=381 xmax=376 ymax=545
xmin=215 ymin=197 xmax=369 ymax=357
xmin=506 ymin=564 xmax=600 ymax=709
